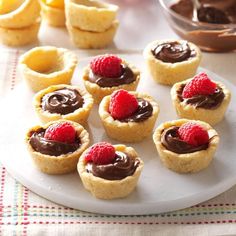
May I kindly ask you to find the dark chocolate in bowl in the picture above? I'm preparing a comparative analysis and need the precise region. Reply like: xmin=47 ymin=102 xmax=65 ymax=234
xmin=88 ymin=64 xmax=136 ymax=88
xmin=86 ymin=151 xmax=140 ymax=180
xmin=29 ymin=128 xmax=81 ymax=156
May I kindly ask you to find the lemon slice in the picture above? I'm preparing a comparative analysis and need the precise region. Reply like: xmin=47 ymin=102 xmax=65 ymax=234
xmin=46 ymin=0 xmax=64 ymax=9
xmin=0 ymin=0 xmax=23 ymax=14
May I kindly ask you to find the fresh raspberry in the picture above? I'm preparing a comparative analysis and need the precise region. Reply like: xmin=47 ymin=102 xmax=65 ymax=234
xmin=44 ymin=122 xmax=76 ymax=144
xmin=109 ymin=89 xmax=139 ymax=120
xmin=90 ymin=54 xmax=122 ymax=78
xmin=178 ymin=122 xmax=209 ymax=147
xmin=182 ymin=72 xmax=217 ymax=98
xmin=84 ymin=142 xmax=116 ymax=165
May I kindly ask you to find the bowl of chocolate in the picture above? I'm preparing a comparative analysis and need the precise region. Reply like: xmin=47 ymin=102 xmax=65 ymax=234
xmin=159 ymin=0 xmax=236 ymax=52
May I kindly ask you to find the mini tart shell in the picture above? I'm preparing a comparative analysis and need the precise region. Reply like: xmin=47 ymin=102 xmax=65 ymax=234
xmin=171 ymin=79 xmax=231 ymax=126
xmin=65 ymin=0 xmax=118 ymax=32
xmin=40 ymin=1 xmax=65 ymax=27
xmin=0 ymin=19 xmax=40 ymax=46
xmin=153 ymin=119 xmax=219 ymax=173
xmin=0 ymin=0 xmax=41 ymax=28
xmin=26 ymin=120 xmax=90 ymax=175
xmin=99 ymin=92 xmax=159 ymax=142
xmin=19 ymin=46 xmax=78 ymax=92
xmin=77 ymin=144 xmax=144 ymax=199
xmin=143 ymin=39 xmax=202 ymax=86
xmin=66 ymin=20 xmax=119 ymax=49
xmin=33 ymin=84 xmax=94 ymax=125
xmin=82 ymin=61 xmax=140 ymax=104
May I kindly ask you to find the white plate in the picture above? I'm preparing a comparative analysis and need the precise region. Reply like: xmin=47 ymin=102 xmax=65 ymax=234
xmin=0 ymin=54 xmax=236 ymax=215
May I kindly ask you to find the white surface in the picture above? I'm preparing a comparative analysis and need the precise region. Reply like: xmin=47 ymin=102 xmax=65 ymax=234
xmin=0 ymin=54 xmax=236 ymax=215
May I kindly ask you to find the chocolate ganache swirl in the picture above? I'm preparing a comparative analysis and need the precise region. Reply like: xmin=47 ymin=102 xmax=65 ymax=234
xmin=161 ymin=126 xmax=208 ymax=154
xmin=152 ymin=41 xmax=196 ymax=63
xmin=88 ymin=64 xmax=135 ymax=88
xmin=86 ymin=151 xmax=140 ymax=180
xmin=178 ymin=84 xmax=225 ymax=109
xmin=29 ymin=128 xmax=81 ymax=156
xmin=119 ymin=98 xmax=153 ymax=122
xmin=41 ymin=88 xmax=84 ymax=115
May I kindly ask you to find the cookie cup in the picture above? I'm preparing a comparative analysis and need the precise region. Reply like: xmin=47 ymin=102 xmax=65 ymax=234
xmin=143 ymin=39 xmax=202 ymax=85
xmin=19 ymin=46 xmax=78 ymax=92
xmin=77 ymin=144 xmax=144 ymax=199
xmin=83 ymin=61 xmax=140 ymax=104
xmin=0 ymin=19 xmax=40 ymax=46
xmin=99 ymin=92 xmax=159 ymax=142
xmin=33 ymin=84 xmax=94 ymax=124
xmin=66 ymin=20 xmax=119 ymax=49
xmin=171 ymin=79 xmax=231 ymax=126
xmin=65 ymin=0 xmax=118 ymax=32
xmin=0 ymin=0 xmax=41 ymax=28
xmin=40 ymin=1 xmax=65 ymax=27
xmin=153 ymin=119 xmax=219 ymax=173
xmin=26 ymin=120 xmax=90 ymax=175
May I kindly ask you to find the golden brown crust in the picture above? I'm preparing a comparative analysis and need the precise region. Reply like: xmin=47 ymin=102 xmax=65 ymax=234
xmin=33 ymin=84 xmax=94 ymax=125
xmin=170 ymin=79 xmax=231 ymax=126
xmin=99 ymin=92 xmax=159 ymax=142
xmin=26 ymin=120 xmax=90 ymax=175
xmin=0 ymin=19 xmax=41 ymax=46
xmin=82 ymin=60 xmax=140 ymax=104
xmin=65 ymin=0 xmax=118 ymax=32
xmin=77 ymin=144 xmax=144 ymax=199
xmin=143 ymin=39 xmax=202 ymax=86
xmin=66 ymin=20 xmax=119 ymax=49
xmin=153 ymin=119 xmax=219 ymax=173
xmin=19 ymin=46 xmax=78 ymax=92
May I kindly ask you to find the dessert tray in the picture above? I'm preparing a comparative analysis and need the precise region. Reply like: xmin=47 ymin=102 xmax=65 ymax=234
xmin=0 ymin=54 xmax=236 ymax=215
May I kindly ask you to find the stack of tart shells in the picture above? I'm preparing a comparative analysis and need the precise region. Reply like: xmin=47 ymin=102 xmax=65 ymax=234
xmin=0 ymin=0 xmax=41 ymax=46
xmin=65 ymin=0 xmax=119 ymax=49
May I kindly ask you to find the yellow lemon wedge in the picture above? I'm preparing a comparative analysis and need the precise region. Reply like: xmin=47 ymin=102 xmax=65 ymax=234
xmin=0 ymin=0 xmax=23 ymax=14
xmin=45 ymin=0 xmax=64 ymax=9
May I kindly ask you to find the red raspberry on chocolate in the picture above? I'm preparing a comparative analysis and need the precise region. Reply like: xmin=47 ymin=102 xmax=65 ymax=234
xmin=85 ymin=142 xmax=116 ymax=165
xmin=182 ymin=72 xmax=217 ymax=98
xmin=44 ymin=122 xmax=76 ymax=144
xmin=109 ymin=89 xmax=139 ymax=120
xmin=178 ymin=122 xmax=209 ymax=147
xmin=90 ymin=54 xmax=122 ymax=78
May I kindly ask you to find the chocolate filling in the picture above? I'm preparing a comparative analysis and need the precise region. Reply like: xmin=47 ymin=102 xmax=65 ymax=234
xmin=29 ymin=128 xmax=81 ymax=156
xmin=177 ymin=84 xmax=225 ymax=109
xmin=118 ymin=98 xmax=153 ymax=122
xmin=88 ymin=64 xmax=136 ymax=88
xmin=86 ymin=151 xmax=140 ymax=180
xmin=161 ymin=126 xmax=208 ymax=154
xmin=41 ymin=88 xmax=84 ymax=115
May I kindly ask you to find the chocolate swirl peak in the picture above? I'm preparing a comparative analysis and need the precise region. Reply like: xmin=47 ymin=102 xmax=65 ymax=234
xmin=86 ymin=151 xmax=140 ymax=180
xmin=152 ymin=41 xmax=195 ymax=63
xmin=178 ymin=84 xmax=225 ymax=109
xmin=161 ymin=126 xmax=208 ymax=154
xmin=41 ymin=88 xmax=84 ymax=115
xmin=119 ymin=98 xmax=153 ymax=123
xmin=29 ymin=128 xmax=81 ymax=156
xmin=88 ymin=64 xmax=136 ymax=88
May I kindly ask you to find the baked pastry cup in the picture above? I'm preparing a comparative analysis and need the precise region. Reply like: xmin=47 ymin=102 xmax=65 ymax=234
xmin=171 ymin=78 xmax=231 ymax=126
xmin=0 ymin=18 xmax=40 ymax=46
xmin=77 ymin=144 xmax=144 ymax=199
xmin=19 ymin=46 xmax=78 ymax=92
xmin=83 ymin=60 xmax=140 ymax=104
xmin=99 ymin=92 xmax=159 ymax=142
xmin=143 ymin=39 xmax=202 ymax=85
xmin=65 ymin=0 xmax=118 ymax=32
xmin=153 ymin=119 xmax=219 ymax=173
xmin=40 ymin=0 xmax=65 ymax=27
xmin=0 ymin=0 xmax=41 ymax=28
xmin=26 ymin=120 xmax=90 ymax=174
xmin=33 ymin=84 xmax=94 ymax=124
xmin=66 ymin=20 xmax=119 ymax=49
